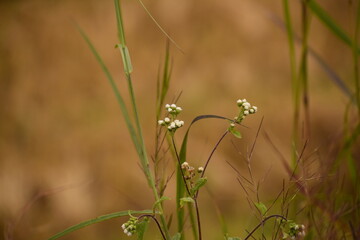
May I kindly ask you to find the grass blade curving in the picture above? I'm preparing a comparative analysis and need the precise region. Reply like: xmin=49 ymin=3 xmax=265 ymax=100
xmin=76 ymin=25 xmax=142 ymax=158
xmin=48 ymin=210 xmax=153 ymax=240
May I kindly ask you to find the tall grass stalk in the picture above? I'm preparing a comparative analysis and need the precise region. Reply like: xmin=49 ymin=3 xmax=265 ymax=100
xmin=282 ymin=0 xmax=301 ymax=165
xmin=353 ymin=2 xmax=360 ymax=118
xmin=113 ymin=1 xmax=171 ymax=238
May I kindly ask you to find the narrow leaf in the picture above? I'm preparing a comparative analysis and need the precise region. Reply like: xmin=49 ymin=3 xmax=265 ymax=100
xmin=254 ymin=202 xmax=268 ymax=216
xmin=180 ymin=197 xmax=194 ymax=208
xmin=116 ymin=44 xmax=133 ymax=74
xmin=190 ymin=177 xmax=207 ymax=196
xmin=172 ymin=233 xmax=182 ymax=240
xmin=76 ymin=25 xmax=142 ymax=159
xmin=152 ymin=196 xmax=170 ymax=213
xmin=308 ymin=0 xmax=358 ymax=52
xmin=137 ymin=218 xmax=149 ymax=240
xmin=48 ymin=210 xmax=153 ymax=240
xmin=229 ymin=127 xmax=242 ymax=139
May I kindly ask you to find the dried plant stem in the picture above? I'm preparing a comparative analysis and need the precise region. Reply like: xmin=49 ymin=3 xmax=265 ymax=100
xmin=138 ymin=214 xmax=167 ymax=240
xmin=244 ymin=215 xmax=287 ymax=240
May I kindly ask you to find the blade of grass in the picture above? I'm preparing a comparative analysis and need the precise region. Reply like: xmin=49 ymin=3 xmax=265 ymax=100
xmin=282 ymin=0 xmax=300 ymax=165
xmin=136 ymin=0 xmax=184 ymax=53
xmin=269 ymin=12 xmax=353 ymax=99
xmin=156 ymin=40 xmax=172 ymax=120
xmin=353 ymin=2 xmax=360 ymax=117
xmin=300 ymin=0 xmax=311 ymax=140
xmin=76 ymin=25 xmax=142 ymax=159
xmin=308 ymin=0 xmax=360 ymax=53
xmin=176 ymin=115 xmax=232 ymax=238
xmin=48 ymin=210 xmax=153 ymax=240
xmin=114 ymin=1 xmax=170 ymax=238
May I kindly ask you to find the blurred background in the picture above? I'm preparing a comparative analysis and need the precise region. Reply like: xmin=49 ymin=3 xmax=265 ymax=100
xmin=0 ymin=0 xmax=357 ymax=239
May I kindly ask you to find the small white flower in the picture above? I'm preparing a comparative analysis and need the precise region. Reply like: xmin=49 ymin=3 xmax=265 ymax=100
xmin=168 ymin=126 xmax=172 ymax=130
xmin=164 ymin=117 xmax=170 ymax=123
xmin=158 ymin=120 xmax=164 ymax=125
xmin=242 ymin=98 xmax=247 ymax=102
xmin=176 ymin=107 xmax=182 ymax=112
xmin=237 ymin=99 xmax=242 ymax=104
xmin=243 ymin=110 xmax=249 ymax=115
xmin=243 ymin=102 xmax=250 ymax=108
xmin=230 ymin=123 xmax=235 ymax=127
xmin=127 ymin=232 xmax=132 ymax=236
xmin=165 ymin=104 xmax=170 ymax=108
xmin=249 ymin=109 xmax=254 ymax=113
xmin=122 ymin=224 xmax=126 ymax=230
xmin=167 ymin=108 xmax=173 ymax=112
xmin=124 ymin=229 xmax=128 ymax=234
xmin=252 ymin=106 xmax=258 ymax=112
xmin=171 ymin=104 xmax=177 ymax=108
xmin=181 ymin=162 xmax=189 ymax=169
xmin=180 ymin=120 xmax=184 ymax=126
xmin=197 ymin=167 xmax=204 ymax=173
xmin=170 ymin=122 xmax=176 ymax=128
xmin=175 ymin=121 xmax=182 ymax=127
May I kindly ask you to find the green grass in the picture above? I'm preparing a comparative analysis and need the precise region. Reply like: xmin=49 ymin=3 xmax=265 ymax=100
xmin=48 ymin=0 xmax=360 ymax=240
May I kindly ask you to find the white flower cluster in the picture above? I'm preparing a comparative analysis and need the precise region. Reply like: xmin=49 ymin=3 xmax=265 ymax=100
xmin=165 ymin=103 xmax=182 ymax=115
xmin=158 ymin=103 xmax=184 ymax=131
xmin=234 ymin=98 xmax=258 ymax=124
xmin=291 ymin=224 xmax=306 ymax=239
xmin=281 ymin=220 xmax=306 ymax=239
xmin=181 ymin=162 xmax=203 ymax=180
xmin=121 ymin=216 xmax=138 ymax=237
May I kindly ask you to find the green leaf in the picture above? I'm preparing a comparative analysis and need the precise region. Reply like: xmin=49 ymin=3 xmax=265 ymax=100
xmin=76 ymin=25 xmax=143 ymax=166
xmin=254 ymin=202 xmax=268 ymax=216
xmin=115 ymin=43 xmax=133 ymax=75
xmin=172 ymin=232 xmax=181 ymax=240
xmin=177 ymin=114 xmax=231 ymax=237
xmin=48 ymin=210 xmax=153 ymax=240
xmin=190 ymin=177 xmax=207 ymax=196
xmin=229 ymin=127 xmax=242 ymax=139
xmin=180 ymin=197 xmax=194 ymax=208
xmin=137 ymin=218 xmax=149 ymax=240
xmin=308 ymin=0 xmax=358 ymax=52
xmin=152 ymin=196 xmax=170 ymax=213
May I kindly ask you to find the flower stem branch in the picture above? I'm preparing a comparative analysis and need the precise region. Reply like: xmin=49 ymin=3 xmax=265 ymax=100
xmin=244 ymin=214 xmax=287 ymax=240
xmin=138 ymin=214 xmax=167 ymax=240
xmin=171 ymin=135 xmax=191 ymax=196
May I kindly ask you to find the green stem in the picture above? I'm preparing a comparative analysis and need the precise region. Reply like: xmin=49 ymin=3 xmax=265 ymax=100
xmin=353 ymin=2 xmax=360 ymax=118
xmin=283 ymin=0 xmax=299 ymax=164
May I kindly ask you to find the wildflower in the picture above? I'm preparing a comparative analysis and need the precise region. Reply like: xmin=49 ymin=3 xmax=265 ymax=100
xmin=122 ymin=216 xmax=138 ymax=237
xmin=197 ymin=167 xmax=204 ymax=173
xmin=280 ymin=220 xmax=306 ymax=239
xmin=158 ymin=104 xmax=185 ymax=132
xmin=181 ymin=162 xmax=189 ymax=169
xmin=233 ymin=98 xmax=258 ymax=125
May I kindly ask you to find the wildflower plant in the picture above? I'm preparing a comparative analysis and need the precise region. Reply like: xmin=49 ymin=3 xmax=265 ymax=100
xmin=48 ymin=1 xmax=307 ymax=240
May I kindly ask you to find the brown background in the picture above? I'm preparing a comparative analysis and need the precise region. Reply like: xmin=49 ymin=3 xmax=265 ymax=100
xmin=0 ymin=0 xmax=355 ymax=239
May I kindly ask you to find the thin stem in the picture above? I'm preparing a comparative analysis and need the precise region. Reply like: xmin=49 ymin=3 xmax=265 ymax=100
xmin=171 ymin=135 xmax=191 ymax=196
xmin=244 ymin=215 xmax=287 ymax=240
xmin=194 ymin=199 xmax=202 ymax=240
xmin=200 ymin=130 xmax=229 ymax=179
xmin=353 ymin=1 xmax=360 ymax=118
xmin=138 ymin=214 xmax=167 ymax=240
